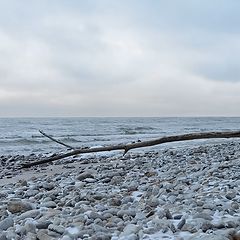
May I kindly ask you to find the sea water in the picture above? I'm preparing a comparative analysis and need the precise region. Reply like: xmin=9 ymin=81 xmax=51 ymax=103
xmin=0 ymin=117 xmax=239 ymax=155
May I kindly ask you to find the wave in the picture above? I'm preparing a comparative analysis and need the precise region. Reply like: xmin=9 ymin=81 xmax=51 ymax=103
xmin=0 ymin=139 xmax=50 ymax=145
xmin=118 ymin=126 xmax=155 ymax=135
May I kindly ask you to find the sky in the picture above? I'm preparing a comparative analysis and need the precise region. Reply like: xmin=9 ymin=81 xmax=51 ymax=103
xmin=0 ymin=0 xmax=240 ymax=117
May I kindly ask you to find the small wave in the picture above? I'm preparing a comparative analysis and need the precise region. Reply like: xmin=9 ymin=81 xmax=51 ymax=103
xmin=0 ymin=138 xmax=51 ymax=145
xmin=118 ymin=126 xmax=155 ymax=135
xmin=61 ymin=137 xmax=81 ymax=143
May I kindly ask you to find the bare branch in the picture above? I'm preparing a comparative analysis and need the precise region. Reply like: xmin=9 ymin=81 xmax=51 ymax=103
xmin=39 ymin=130 xmax=75 ymax=150
xmin=21 ymin=130 xmax=240 ymax=169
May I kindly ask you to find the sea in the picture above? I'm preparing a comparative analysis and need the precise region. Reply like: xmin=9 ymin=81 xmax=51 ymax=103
xmin=0 ymin=117 xmax=239 ymax=156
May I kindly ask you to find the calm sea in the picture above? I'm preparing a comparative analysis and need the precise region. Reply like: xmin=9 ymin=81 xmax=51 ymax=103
xmin=0 ymin=117 xmax=239 ymax=156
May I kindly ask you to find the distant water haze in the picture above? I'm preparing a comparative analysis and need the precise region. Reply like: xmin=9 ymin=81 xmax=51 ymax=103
xmin=0 ymin=117 xmax=239 ymax=155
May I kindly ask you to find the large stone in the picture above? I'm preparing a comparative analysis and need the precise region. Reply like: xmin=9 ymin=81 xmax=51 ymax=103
xmin=7 ymin=200 xmax=33 ymax=213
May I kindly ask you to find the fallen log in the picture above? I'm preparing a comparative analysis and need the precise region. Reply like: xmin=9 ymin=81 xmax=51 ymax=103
xmin=21 ymin=130 xmax=240 ymax=168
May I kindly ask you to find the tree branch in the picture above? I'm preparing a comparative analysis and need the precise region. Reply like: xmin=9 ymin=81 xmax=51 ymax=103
xmin=21 ymin=130 xmax=240 ymax=168
xmin=39 ymin=130 xmax=75 ymax=150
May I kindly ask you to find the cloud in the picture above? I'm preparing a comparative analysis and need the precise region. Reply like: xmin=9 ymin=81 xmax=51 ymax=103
xmin=0 ymin=1 xmax=240 ymax=116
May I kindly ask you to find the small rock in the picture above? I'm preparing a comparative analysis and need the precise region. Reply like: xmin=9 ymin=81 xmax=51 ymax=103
xmin=48 ymin=224 xmax=65 ymax=235
xmin=25 ymin=219 xmax=37 ymax=233
xmin=193 ymin=213 xmax=213 ymax=221
xmin=201 ymin=221 xmax=213 ymax=232
xmin=76 ymin=172 xmax=94 ymax=181
xmin=18 ymin=209 xmax=41 ymax=220
xmin=0 ymin=233 xmax=7 ymax=240
xmin=117 ymin=209 xmax=136 ymax=218
xmin=25 ymin=232 xmax=37 ymax=240
xmin=36 ymin=221 xmax=52 ymax=229
xmin=177 ymin=218 xmax=186 ymax=230
xmin=40 ymin=201 xmax=57 ymax=208
xmin=119 ymin=224 xmax=140 ymax=237
xmin=37 ymin=229 xmax=56 ymax=240
xmin=0 ymin=217 xmax=14 ymax=230
xmin=165 ymin=209 xmax=173 ymax=219
xmin=226 ymin=191 xmax=237 ymax=200
xmin=147 ymin=197 xmax=160 ymax=208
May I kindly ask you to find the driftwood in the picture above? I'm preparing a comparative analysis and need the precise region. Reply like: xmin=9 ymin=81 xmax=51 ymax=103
xmin=21 ymin=130 xmax=240 ymax=168
xmin=39 ymin=130 xmax=75 ymax=150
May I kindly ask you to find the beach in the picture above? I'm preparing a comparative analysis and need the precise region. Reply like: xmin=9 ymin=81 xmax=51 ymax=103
xmin=0 ymin=140 xmax=240 ymax=239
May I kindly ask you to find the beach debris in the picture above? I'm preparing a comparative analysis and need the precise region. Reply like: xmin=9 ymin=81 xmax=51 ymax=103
xmin=21 ymin=130 xmax=240 ymax=168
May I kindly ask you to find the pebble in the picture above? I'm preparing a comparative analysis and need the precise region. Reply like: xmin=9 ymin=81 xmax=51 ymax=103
xmin=7 ymin=200 xmax=33 ymax=213
xmin=0 ymin=217 xmax=14 ymax=230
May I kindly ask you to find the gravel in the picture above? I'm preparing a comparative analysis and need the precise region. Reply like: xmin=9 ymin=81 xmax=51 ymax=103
xmin=0 ymin=141 xmax=240 ymax=239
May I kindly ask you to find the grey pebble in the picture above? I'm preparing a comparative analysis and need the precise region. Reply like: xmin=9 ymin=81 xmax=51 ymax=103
xmin=0 ymin=217 xmax=14 ymax=230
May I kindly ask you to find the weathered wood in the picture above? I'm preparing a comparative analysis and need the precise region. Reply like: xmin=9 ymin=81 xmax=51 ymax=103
xmin=21 ymin=130 xmax=240 ymax=168
xmin=39 ymin=130 xmax=75 ymax=150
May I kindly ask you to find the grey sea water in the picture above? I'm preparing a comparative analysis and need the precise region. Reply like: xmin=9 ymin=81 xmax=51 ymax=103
xmin=0 ymin=117 xmax=239 ymax=155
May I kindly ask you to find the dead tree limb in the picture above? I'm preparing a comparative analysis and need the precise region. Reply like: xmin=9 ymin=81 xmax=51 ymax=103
xmin=21 ymin=130 xmax=240 ymax=168
xmin=39 ymin=130 xmax=75 ymax=150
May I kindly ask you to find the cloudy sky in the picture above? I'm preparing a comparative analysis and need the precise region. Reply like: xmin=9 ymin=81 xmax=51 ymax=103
xmin=0 ymin=0 xmax=240 ymax=117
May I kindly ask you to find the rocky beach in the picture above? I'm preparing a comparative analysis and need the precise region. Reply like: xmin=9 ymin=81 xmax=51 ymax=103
xmin=0 ymin=141 xmax=240 ymax=239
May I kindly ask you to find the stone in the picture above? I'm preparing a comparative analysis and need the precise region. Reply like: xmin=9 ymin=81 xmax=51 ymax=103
xmin=25 ymin=219 xmax=37 ymax=233
xmin=201 ymin=221 xmax=213 ymax=232
xmin=226 ymin=191 xmax=237 ymax=200
xmin=165 ymin=209 xmax=173 ymax=219
xmin=37 ymin=230 xmax=56 ymax=240
xmin=193 ymin=213 xmax=213 ymax=221
xmin=76 ymin=172 xmax=94 ymax=181
xmin=87 ymin=211 xmax=104 ymax=220
xmin=25 ymin=232 xmax=37 ymax=240
xmin=40 ymin=201 xmax=57 ymax=208
xmin=119 ymin=224 xmax=140 ymax=237
xmin=64 ymin=226 xmax=81 ymax=238
xmin=147 ymin=197 xmax=160 ymax=208
xmin=177 ymin=218 xmax=186 ymax=230
xmin=7 ymin=200 xmax=33 ymax=213
xmin=18 ymin=209 xmax=41 ymax=220
xmin=0 ymin=217 xmax=14 ymax=230
xmin=24 ymin=190 xmax=39 ymax=197
xmin=48 ymin=224 xmax=65 ymax=235
xmin=117 ymin=209 xmax=136 ymax=218
xmin=109 ymin=197 xmax=122 ymax=206
xmin=119 ymin=233 xmax=138 ymax=240
xmin=91 ymin=233 xmax=111 ymax=240
xmin=42 ymin=182 xmax=55 ymax=190
xmin=36 ymin=221 xmax=52 ymax=229
xmin=188 ymin=234 xmax=229 ymax=240
xmin=0 ymin=233 xmax=7 ymax=240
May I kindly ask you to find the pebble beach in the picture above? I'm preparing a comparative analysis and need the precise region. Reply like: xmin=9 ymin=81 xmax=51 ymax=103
xmin=0 ymin=141 xmax=240 ymax=240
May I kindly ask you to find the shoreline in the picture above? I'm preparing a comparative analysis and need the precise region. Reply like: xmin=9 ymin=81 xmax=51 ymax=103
xmin=0 ymin=141 xmax=240 ymax=239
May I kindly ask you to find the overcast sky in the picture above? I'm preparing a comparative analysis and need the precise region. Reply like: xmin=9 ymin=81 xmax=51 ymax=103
xmin=0 ymin=0 xmax=240 ymax=117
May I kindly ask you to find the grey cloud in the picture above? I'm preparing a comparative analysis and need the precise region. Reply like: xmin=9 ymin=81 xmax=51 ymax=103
xmin=0 ymin=1 xmax=240 ymax=116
